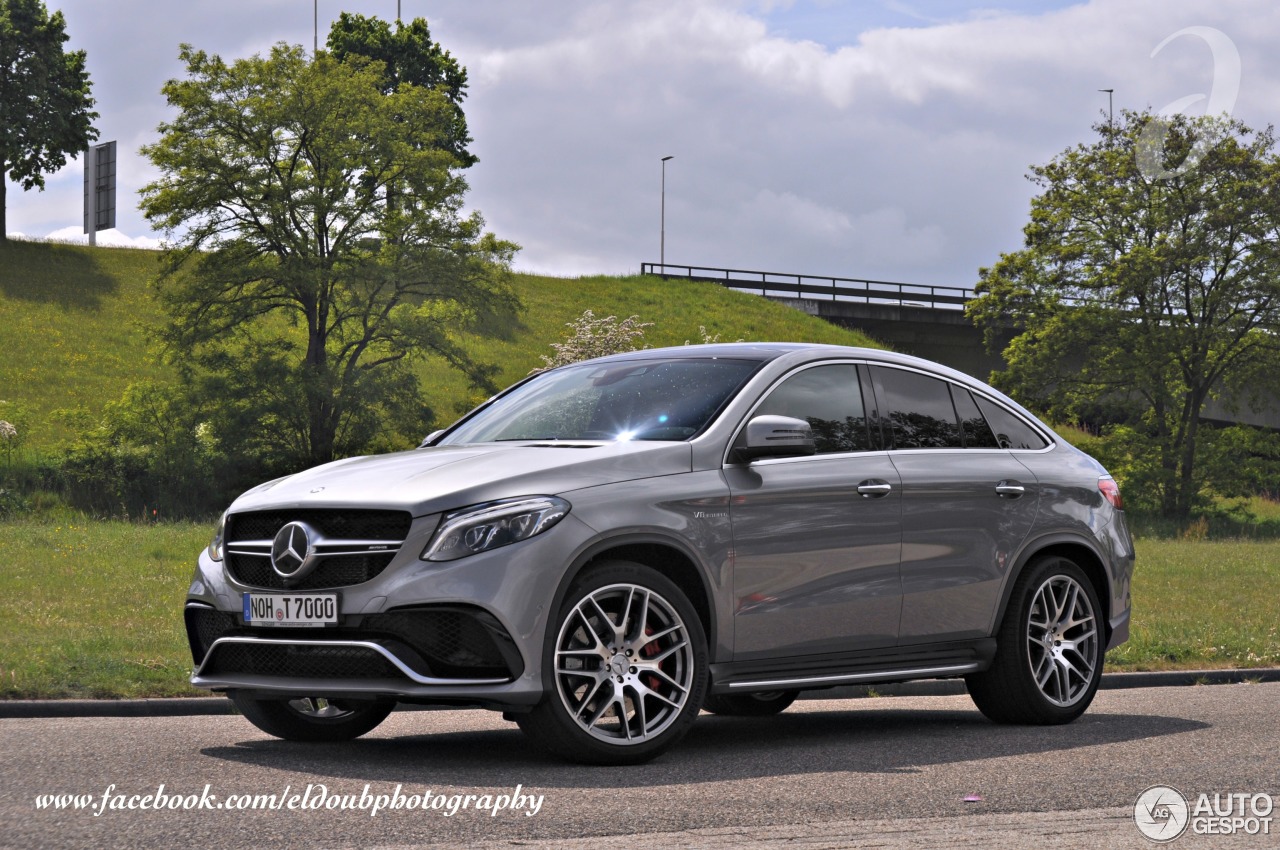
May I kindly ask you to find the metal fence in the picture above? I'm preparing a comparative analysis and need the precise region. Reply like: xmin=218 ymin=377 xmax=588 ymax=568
xmin=640 ymin=263 xmax=976 ymax=311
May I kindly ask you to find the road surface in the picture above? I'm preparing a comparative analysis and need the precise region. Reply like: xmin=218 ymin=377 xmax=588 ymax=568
xmin=2 ymin=683 xmax=1276 ymax=849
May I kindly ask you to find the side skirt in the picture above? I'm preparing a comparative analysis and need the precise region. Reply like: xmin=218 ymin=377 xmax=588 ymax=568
xmin=709 ymin=639 xmax=996 ymax=695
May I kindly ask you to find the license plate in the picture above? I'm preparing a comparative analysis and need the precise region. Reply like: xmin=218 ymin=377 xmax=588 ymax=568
xmin=242 ymin=593 xmax=338 ymax=627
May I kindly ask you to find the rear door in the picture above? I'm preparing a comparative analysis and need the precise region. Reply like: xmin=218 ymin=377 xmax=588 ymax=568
xmin=869 ymin=366 xmax=1041 ymax=644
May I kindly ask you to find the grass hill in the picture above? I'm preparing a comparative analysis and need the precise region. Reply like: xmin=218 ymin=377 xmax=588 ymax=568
xmin=0 ymin=240 xmax=882 ymax=452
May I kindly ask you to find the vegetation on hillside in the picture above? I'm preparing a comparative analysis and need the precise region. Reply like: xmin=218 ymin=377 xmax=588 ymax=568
xmin=0 ymin=240 xmax=884 ymax=519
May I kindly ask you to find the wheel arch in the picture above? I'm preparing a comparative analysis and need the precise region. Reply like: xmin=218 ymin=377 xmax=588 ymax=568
xmin=550 ymin=533 xmax=718 ymax=656
xmin=994 ymin=533 xmax=1112 ymax=645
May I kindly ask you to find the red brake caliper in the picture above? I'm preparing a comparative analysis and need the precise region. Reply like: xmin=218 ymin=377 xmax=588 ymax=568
xmin=642 ymin=626 xmax=662 ymax=690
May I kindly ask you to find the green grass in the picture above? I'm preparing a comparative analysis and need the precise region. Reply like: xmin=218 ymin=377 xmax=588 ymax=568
xmin=0 ymin=242 xmax=882 ymax=450
xmin=1105 ymin=538 xmax=1280 ymax=671
xmin=0 ymin=241 xmax=171 ymax=449
xmin=0 ymin=519 xmax=210 ymax=698
xmin=0 ymin=518 xmax=1274 ymax=699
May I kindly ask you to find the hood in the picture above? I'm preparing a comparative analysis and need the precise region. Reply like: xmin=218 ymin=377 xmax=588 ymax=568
xmin=227 ymin=441 xmax=694 ymax=516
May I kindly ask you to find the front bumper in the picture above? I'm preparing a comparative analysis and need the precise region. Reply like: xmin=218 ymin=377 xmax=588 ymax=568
xmin=184 ymin=512 xmax=601 ymax=708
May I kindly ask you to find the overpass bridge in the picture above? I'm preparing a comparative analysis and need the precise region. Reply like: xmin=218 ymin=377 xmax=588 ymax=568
xmin=641 ymin=262 xmax=1279 ymax=430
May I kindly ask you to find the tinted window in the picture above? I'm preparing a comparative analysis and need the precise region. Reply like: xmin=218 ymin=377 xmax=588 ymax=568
xmin=951 ymin=386 xmax=1001 ymax=448
xmin=974 ymin=396 xmax=1049 ymax=450
xmin=442 ymin=358 xmax=762 ymax=443
xmin=873 ymin=367 xmax=963 ymax=449
xmin=754 ymin=364 xmax=870 ymax=454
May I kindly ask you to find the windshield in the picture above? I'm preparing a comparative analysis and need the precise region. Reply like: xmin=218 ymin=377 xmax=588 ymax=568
xmin=439 ymin=357 xmax=763 ymax=444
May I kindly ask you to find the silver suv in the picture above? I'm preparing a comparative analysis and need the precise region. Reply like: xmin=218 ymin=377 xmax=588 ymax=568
xmin=184 ymin=343 xmax=1133 ymax=764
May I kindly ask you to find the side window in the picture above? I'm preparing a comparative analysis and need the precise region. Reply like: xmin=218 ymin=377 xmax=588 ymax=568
xmin=974 ymin=396 xmax=1049 ymax=450
xmin=951 ymin=386 xmax=1000 ymax=448
xmin=872 ymin=366 xmax=963 ymax=449
xmin=753 ymin=364 xmax=870 ymax=454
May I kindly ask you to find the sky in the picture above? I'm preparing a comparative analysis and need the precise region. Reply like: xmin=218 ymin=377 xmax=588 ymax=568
xmin=5 ymin=0 xmax=1277 ymax=286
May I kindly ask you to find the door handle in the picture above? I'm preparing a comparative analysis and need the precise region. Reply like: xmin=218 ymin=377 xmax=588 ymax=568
xmin=857 ymin=480 xmax=893 ymax=498
xmin=995 ymin=481 xmax=1025 ymax=498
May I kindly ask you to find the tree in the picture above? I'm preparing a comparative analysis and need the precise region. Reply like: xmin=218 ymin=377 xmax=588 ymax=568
xmin=969 ymin=110 xmax=1280 ymax=520
xmin=139 ymin=43 xmax=518 ymax=469
xmin=326 ymin=12 xmax=475 ymax=167
xmin=0 ymin=0 xmax=97 ymax=242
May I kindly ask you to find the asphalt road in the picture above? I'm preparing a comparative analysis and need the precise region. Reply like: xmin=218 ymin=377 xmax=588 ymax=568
xmin=2 ymin=684 xmax=1277 ymax=849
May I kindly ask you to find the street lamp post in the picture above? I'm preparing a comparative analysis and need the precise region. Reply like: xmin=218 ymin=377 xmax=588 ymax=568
xmin=1099 ymin=88 xmax=1114 ymax=128
xmin=660 ymin=155 xmax=673 ymax=271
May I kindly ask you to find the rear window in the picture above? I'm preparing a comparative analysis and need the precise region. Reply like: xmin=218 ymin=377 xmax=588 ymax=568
xmin=973 ymin=396 xmax=1049 ymax=450
xmin=872 ymin=366 xmax=963 ymax=450
xmin=951 ymin=386 xmax=1001 ymax=448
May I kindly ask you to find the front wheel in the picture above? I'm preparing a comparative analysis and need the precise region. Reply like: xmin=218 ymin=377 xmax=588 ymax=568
xmin=517 ymin=560 xmax=709 ymax=764
xmin=229 ymin=694 xmax=394 ymax=741
xmin=966 ymin=555 xmax=1104 ymax=725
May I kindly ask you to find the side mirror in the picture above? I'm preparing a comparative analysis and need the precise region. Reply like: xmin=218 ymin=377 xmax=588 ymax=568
xmin=733 ymin=415 xmax=816 ymax=463
xmin=419 ymin=430 xmax=445 ymax=448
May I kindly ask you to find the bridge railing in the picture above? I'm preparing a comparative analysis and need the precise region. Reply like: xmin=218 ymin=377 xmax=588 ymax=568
xmin=641 ymin=263 xmax=977 ymax=311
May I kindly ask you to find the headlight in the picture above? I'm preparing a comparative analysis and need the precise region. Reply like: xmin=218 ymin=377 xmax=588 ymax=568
xmin=207 ymin=512 xmax=227 ymax=562
xmin=422 ymin=496 xmax=570 ymax=562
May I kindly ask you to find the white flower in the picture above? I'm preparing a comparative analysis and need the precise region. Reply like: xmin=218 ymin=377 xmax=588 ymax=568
xmin=0 ymin=421 xmax=16 ymax=442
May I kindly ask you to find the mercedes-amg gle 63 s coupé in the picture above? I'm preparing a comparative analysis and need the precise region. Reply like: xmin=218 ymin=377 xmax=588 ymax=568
xmin=184 ymin=343 xmax=1133 ymax=764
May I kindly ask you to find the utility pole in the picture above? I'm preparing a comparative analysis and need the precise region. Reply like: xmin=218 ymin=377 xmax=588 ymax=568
xmin=660 ymin=156 xmax=673 ymax=270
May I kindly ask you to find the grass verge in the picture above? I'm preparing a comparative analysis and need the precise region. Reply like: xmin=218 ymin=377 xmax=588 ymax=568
xmin=0 ymin=519 xmax=209 ymax=698
xmin=0 ymin=520 xmax=1275 ymax=698
xmin=1105 ymin=538 xmax=1280 ymax=671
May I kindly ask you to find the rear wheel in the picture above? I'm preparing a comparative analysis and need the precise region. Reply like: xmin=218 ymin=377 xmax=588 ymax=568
xmin=703 ymin=690 xmax=799 ymax=716
xmin=966 ymin=555 xmax=1104 ymax=725
xmin=229 ymin=694 xmax=394 ymax=741
xmin=517 ymin=560 xmax=709 ymax=764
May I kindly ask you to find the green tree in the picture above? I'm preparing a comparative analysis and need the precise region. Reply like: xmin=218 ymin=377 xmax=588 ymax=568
xmin=139 ymin=43 xmax=518 ymax=469
xmin=969 ymin=110 xmax=1280 ymax=520
xmin=326 ymin=12 xmax=475 ymax=167
xmin=0 ymin=0 xmax=97 ymax=242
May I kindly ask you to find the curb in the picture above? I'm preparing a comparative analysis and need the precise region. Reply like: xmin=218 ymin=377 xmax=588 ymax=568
xmin=2 ymin=668 xmax=1278 ymax=719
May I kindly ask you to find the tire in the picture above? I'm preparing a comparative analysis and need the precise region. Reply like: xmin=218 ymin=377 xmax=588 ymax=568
xmin=703 ymin=690 xmax=799 ymax=716
xmin=517 ymin=560 xmax=709 ymax=765
xmin=966 ymin=554 xmax=1105 ymax=725
xmin=229 ymin=694 xmax=394 ymax=742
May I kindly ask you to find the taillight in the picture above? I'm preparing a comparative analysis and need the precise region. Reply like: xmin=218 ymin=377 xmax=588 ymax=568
xmin=1099 ymin=476 xmax=1123 ymax=510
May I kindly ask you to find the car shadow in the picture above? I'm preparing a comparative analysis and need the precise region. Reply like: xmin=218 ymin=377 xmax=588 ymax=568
xmin=200 ymin=704 xmax=1209 ymax=789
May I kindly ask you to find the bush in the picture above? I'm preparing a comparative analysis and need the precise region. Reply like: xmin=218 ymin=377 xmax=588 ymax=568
xmin=534 ymin=310 xmax=653 ymax=372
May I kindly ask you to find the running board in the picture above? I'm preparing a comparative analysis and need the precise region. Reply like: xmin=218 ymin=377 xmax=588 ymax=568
xmin=709 ymin=639 xmax=996 ymax=695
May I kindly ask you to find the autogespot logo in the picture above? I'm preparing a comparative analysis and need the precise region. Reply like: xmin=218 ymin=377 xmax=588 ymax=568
xmin=1135 ymin=785 xmax=1190 ymax=843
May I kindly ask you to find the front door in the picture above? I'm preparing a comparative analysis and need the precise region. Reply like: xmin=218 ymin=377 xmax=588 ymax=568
xmin=727 ymin=362 xmax=903 ymax=659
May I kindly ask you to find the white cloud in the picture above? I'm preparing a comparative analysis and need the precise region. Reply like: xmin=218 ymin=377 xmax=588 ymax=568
xmin=7 ymin=0 xmax=1280 ymax=286
xmin=42 ymin=226 xmax=162 ymax=250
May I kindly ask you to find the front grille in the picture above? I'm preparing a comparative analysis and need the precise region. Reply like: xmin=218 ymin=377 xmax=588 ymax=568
xmin=202 ymin=643 xmax=403 ymax=680
xmin=229 ymin=553 xmax=395 ymax=590
xmin=187 ymin=604 xmax=521 ymax=681
xmin=225 ymin=509 xmax=412 ymax=590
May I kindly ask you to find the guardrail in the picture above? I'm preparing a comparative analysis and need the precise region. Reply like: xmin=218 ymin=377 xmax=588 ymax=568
xmin=640 ymin=262 xmax=976 ymax=311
